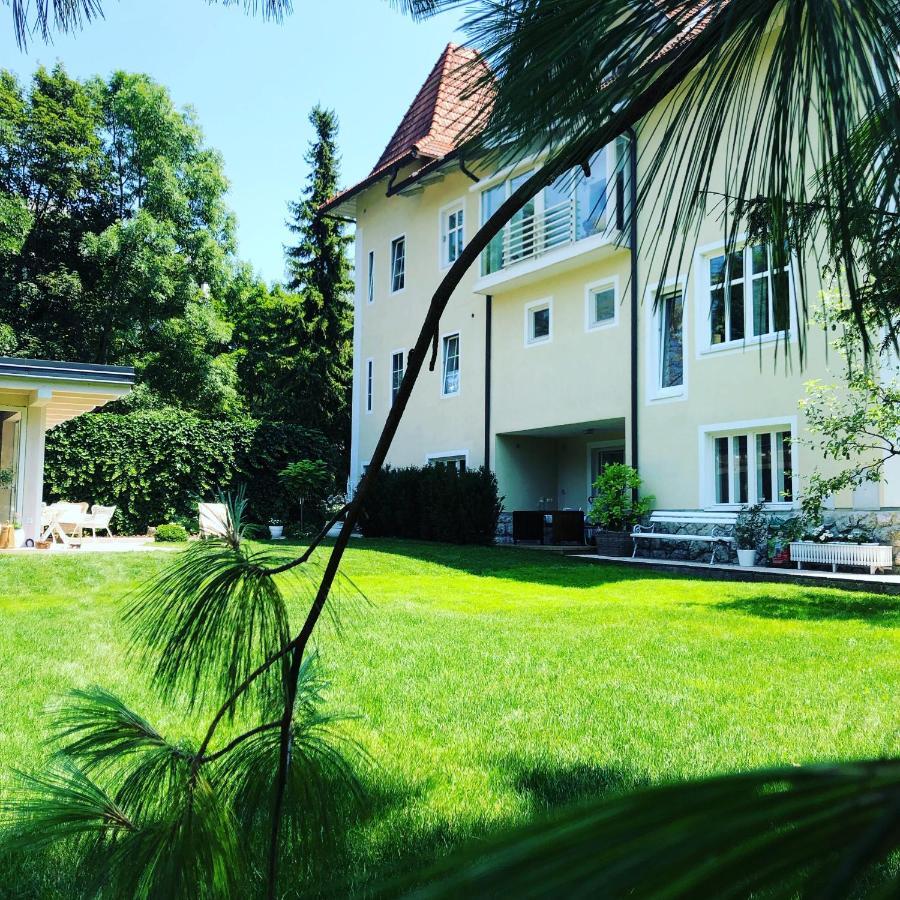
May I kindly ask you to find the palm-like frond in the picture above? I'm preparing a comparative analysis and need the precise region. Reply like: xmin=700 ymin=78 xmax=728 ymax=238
xmin=394 ymin=760 xmax=900 ymax=898
xmin=2 ymin=758 xmax=135 ymax=849
xmin=103 ymin=774 xmax=243 ymax=900
xmin=124 ymin=527 xmax=300 ymax=715
xmin=52 ymin=685 xmax=179 ymax=765
xmin=7 ymin=0 xmax=294 ymax=48
xmin=214 ymin=654 xmax=368 ymax=871
xmin=48 ymin=686 xmax=198 ymax=822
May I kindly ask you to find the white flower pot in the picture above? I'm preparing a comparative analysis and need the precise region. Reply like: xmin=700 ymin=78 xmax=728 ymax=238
xmin=737 ymin=548 xmax=757 ymax=567
xmin=14 ymin=528 xmax=24 ymax=548
xmin=268 ymin=525 xmax=284 ymax=540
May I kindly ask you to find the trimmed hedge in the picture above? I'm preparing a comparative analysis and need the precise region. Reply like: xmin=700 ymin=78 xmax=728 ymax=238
xmin=44 ymin=410 xmax=341 ymax=534
xmin=359 ymin=465 xmax=501 ymax=545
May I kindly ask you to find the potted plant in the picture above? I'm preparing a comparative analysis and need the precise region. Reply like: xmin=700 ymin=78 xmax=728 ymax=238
xmin=268 ymin=518 xmax=285 ymax=540
xmin=734 ymin=503 xmax=769 ymax=566
xmin=13 ymin=518 xmax=24 ymax=548
xmin=589 ymin=463 xmax=654 ymax=556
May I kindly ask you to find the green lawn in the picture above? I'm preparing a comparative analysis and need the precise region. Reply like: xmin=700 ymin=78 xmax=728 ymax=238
xmin=1 ymin=540 xmax=898 ymax=896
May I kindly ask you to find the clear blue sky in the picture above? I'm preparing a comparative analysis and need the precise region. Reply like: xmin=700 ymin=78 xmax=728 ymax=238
xmin=0 ymin=0 xmax=466 ymax=283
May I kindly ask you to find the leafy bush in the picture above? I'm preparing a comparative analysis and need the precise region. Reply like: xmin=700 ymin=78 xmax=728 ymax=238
xmin=734 ymin=503 xmax=769 ymax=550
xmin=44 ymin=410 xmax=342 ymax=534
xmin=588 ymin=464 xmax=654 ymax=532
xmin=154 ymin=523 xmax=189 ymax=542
xmin=359 ymin=465 xmax=502 ymax=544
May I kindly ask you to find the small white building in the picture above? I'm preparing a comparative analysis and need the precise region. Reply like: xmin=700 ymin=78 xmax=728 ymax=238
xmin=0 ymin=357 xmax=134 ymax=543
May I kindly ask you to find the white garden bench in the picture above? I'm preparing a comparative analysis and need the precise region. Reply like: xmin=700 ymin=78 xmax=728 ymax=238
xmin=789 ymin=541 xmax=893 ymax=575
xmin=632 ymin=511 xmax=738 ymax=565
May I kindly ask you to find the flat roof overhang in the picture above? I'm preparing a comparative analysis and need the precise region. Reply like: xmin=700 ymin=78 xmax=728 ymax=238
xmin=0 ymin=357 xmax=135 ymax=428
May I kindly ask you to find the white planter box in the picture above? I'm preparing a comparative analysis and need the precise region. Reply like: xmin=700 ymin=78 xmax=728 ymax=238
xmin=736 ymin=548 xmax=757 ymax=567
xmin=789 ymin=541 xmax=893 ymax=575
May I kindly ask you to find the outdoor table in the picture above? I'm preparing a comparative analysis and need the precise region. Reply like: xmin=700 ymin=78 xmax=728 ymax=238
xmin=512 ymin=510 xmax=585 ymax=545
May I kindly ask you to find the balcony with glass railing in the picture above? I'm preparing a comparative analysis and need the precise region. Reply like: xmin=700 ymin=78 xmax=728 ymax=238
xmin=474 ymin=142 xmax=631 ymax=293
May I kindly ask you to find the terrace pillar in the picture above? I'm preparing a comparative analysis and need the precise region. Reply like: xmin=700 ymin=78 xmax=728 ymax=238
xmin=22 ymin=393 xmax=49 ymax=543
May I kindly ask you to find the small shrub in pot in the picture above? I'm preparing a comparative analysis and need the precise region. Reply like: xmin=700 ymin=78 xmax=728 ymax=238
xmin=734 ymin=503 xmax=769 ymax=566
xmin=589 ymin=464 xmax=654 ymax=556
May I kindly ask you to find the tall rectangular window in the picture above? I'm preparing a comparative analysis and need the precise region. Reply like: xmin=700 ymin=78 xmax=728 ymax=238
xmin=710 ymin=426 xmax=794 ymax=505
xmin=706 ymin=243 xmax=791 ymax=348
xmin=390 ymin=236 xmax=405 ymax=293
xmin=391 ymin=351 xmax=404 ymax=405
xmin=365 ymin=359 xmax=373 ymax=412
xmin=658 ymin=290 xmax=684 ymax=389
xmin=441 ymin=205 xmax=465 ymax=267
xmin=442 ymin=334 xmax=460 ymax=395
xmin=367 ymin=251 xmax=374 ymax=304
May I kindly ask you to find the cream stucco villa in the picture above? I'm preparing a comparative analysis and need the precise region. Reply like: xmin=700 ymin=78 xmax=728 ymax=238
xmin=322 ymin=43 xmax=900 ymax=539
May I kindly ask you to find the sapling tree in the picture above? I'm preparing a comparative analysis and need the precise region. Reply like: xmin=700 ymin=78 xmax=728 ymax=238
xmin=800 ymin=292 xmax=900 ymax=519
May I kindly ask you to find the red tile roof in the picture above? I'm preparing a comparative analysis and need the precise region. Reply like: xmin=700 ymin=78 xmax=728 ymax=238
xmin=321 ymin=43 xmax=493 ymax=215
xmin=372 ymin=43 xmax=493 ymax=174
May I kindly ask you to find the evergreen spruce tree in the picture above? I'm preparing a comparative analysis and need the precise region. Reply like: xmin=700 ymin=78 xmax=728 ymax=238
xmin=284 ymin=106 xmax=353 ymax=445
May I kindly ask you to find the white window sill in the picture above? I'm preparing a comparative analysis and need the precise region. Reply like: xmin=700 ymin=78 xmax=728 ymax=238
xmin=703 ymin=502 xmax=795 ymax=512
xmin=699 ymin=331 xmax=789 ymax=357
xmin=647 ymin=386 xmax=685 ymax=403
xmin=587 ymin=319 xmax=618 ymax=332
xmin=525 ymin=338 xmax=552 ymax=348
xmin=440 ymin=391 xmax=460 ymax=399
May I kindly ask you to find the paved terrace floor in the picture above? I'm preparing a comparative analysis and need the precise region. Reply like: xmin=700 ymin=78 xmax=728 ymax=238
xmin=498 ymin=543 xmax=900 ymax=595
xmin=2 ymin=537 xmax=175 ymax=554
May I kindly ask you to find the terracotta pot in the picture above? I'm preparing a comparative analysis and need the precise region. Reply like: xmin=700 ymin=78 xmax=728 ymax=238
xmin=595 ymin=530 xmax=633 ymax=557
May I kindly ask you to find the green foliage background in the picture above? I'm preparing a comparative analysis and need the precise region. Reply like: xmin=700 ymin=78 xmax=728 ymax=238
xmin=359 ymin=465 xmax=502 ymax=545
xmin=43 ymin=411 xmax=340 ymax=533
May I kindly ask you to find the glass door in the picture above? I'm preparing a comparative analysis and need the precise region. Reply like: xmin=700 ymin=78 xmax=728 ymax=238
xmin=0 ymin=410 xmax=23 ymax=524
xmin=590 ymin=444 xmax=626 ymax=498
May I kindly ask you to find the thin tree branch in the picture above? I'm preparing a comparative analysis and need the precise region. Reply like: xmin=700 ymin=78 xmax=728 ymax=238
xmin=261 ymin=503 xmax=350 ymax=576
xmin=199 ymin=719 xmax=282 ymax=765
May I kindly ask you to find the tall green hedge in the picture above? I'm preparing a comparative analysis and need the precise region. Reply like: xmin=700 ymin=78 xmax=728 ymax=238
xmin=43 ymin=411 xmax=341 ymax=534
xmin=359 ymin=465 xmax=501 ymax=545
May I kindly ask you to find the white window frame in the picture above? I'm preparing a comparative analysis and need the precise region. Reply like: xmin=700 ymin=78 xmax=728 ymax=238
xmin=441 ymin=331 xmax=461 ymax=397
xmin=524 ymin=297 xmax=553 ymax=346
xmin=695 ymin=237 xmax=796 ymax=356
xmin=585 ymin=276 xmax=619 ymax=332
xmin=426 ymin=450 xmax=469 ymax=472
xmin=439 ymin=199 xmax=466 ymax=269
xmin=366 ymin=250 xmax=375 ymax=304
xmin=390 ymin=234 xmax=406 ymax=295
xmin=365 ymin=358 xmax=374 ymax=413
xmin=645 ymin=278 xmax=687 ymax=403
xmin=390 ymin=349 xmax=404 ymax=406
xmin=698 ymin=416 xmax=799 ymax=510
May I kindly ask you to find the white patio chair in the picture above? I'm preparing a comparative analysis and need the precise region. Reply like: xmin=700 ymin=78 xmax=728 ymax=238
xmin=83 ymin=505 xmax=116 ymax=538
xmin=198 ymin=502 xmax=230 ymax=538
xmin=40 ymin=502 xmax=88 ymax=546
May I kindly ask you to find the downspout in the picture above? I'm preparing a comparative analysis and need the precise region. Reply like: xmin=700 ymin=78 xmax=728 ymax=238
xmin=627 ymin=127 xmax=640 ymax=496
xmin=484 ymin=294 xmax=492 ymax=469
